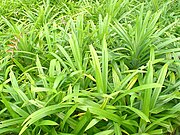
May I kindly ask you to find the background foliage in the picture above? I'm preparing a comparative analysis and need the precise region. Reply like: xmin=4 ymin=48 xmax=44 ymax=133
xmin=0 ymin=0 xmax=180 ymax=135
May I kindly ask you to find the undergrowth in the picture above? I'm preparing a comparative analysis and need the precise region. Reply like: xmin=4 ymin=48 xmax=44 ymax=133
xmin=0 ymin=0 xmax=180 ymax=135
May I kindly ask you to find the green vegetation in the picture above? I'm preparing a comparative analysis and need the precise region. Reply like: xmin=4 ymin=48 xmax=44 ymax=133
xmin=0 ymin=0 xmax=180 ymax=134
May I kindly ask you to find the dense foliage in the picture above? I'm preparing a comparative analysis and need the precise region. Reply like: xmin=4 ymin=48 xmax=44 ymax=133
xmin=0 ymin=0 xmax=180 ymax=134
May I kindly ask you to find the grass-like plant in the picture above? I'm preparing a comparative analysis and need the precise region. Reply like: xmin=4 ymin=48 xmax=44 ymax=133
xmin=0 ymin=0 xmax=179 ymax=135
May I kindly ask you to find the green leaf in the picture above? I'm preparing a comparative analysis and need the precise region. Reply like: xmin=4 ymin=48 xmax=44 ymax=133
xmin=169 ymin=102 xmax=180 ymax=113
xmin=61 ymin=104 xmax=78 ymax=130
xmin=102 ymin=36 xmax=108 ymax=93
xmin=0 ymin=128 xmax=19 ymax=134
xmin=151 ymin=63 xmax=168 ymax=109
xmin=69 ymin=31 xmax=82 ymax=70
xmin=114 ymin=122 xmax=122 ymax=135
xmin=36 ymin=55 xmax=48 ymax=87
xmin=89 ymin=45 xmax=104 ymax=93
xmin=38 ymin=120 xmax=59 ymax=126
xmin=57 ymin=45 xmax=76 ymax=71
xmin=73 ymin=109 xmax=91 ymax=134
xmin=9 ymin=70 xmax=29 ymax=102
xmin=0 ymin=117 xmax=25 ymax=131
xmin=19 ymin=103 xmax=72 ymax=135
xmin=112 ymin=83 xmax=162 ymax=104
xmin=1 ymin=93 xmax=19 ymax=118
xmin=85 ymin=119 xmax=101 ymax=131
xmin=94 ymin=130 xmax=114 ymax=135
xmin=122 ymin=106 xmax=150 ymax=122
xmin=79 ymin=105 xmax=124 ymax=124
